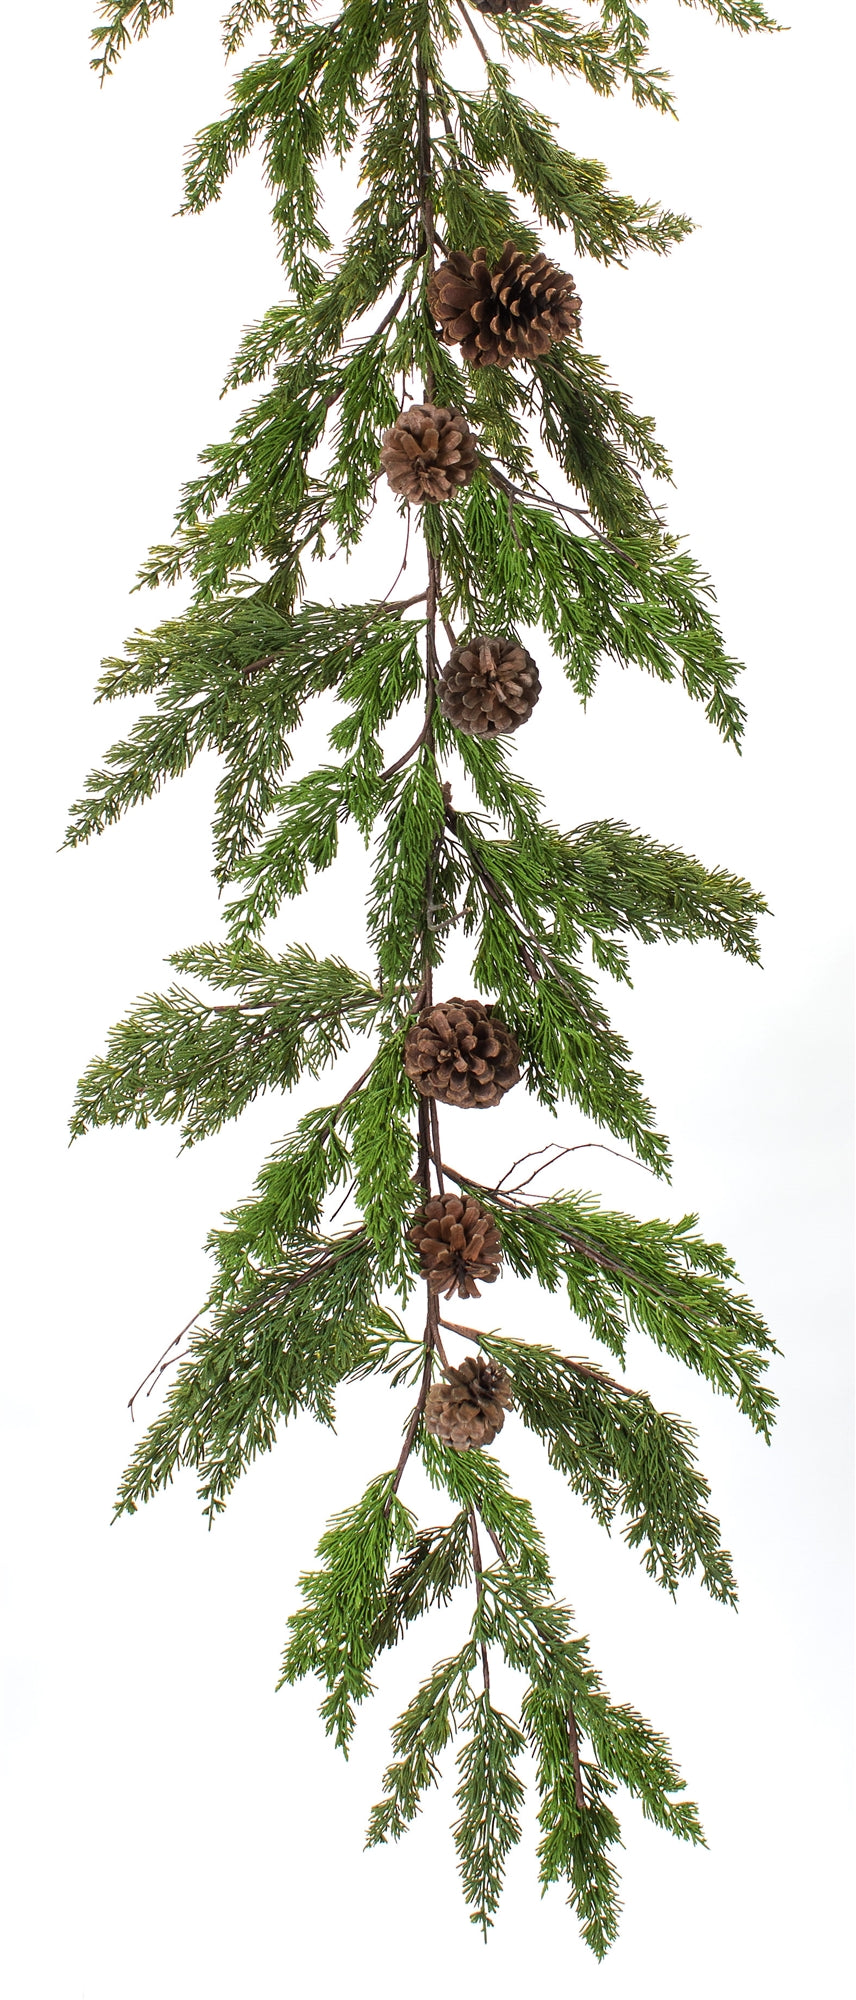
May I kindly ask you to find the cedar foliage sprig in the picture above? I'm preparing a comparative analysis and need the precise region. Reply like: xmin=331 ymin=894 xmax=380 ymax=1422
xmin=75 ymin=0 xmax=779 ymax=1951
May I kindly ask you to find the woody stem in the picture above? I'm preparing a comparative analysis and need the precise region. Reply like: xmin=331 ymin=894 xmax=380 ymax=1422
xmin=469 ymin=1508 xmax=491 ymax=1695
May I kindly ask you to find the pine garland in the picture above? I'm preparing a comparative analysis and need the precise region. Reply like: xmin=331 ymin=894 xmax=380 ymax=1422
xmin=74 ymin=0 xmax=780 ymax=1949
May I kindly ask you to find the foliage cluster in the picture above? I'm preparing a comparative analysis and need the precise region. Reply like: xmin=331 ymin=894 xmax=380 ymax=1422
xmin=76 ymin=0 xmax=778 ymax=1949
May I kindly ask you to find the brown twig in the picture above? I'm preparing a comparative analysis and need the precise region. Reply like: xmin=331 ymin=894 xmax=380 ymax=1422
xmin=328 ymin=1177 xmax=356 ymax=1224
xmin=379 ymin=717 xmax=432 ymax=783
xmin=387 ymin=1288 xmax=439 ymax=1508
xmin=469 ymin=1508 xmax=491 ymax=1695
xmin=372 ymin=283 xmax=409 ymax=344
xmin=313 ymin=1056 xmax=378 ymax=1146
xmin=486 ymin=461 xmax=628 ymax=558
xmin=429 ymin=1099 xmax=445 ymax=1193
xmin=437 ymin=1159 xmax=684 ymax=1309
xmin=239 ymin=651 xmax=279 ymax=681
xmin=379 ymin=506 xmax=413 ymax=606
xmin=455 ymin=0 xmax=491 ymax=67
xmin=568 ymin=1701 xmax=586 ymax=1813
xmin=128 ymin=1308 xmax=204 ymax=1419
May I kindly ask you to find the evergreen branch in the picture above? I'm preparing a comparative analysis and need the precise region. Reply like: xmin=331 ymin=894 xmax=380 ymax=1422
xmin=445 ymin=77 xmax=692 ymax=260
xmin=437 ymin=483 xmax=747 ymax=741
xmin=485 ymin=1570 xmax=705 ymax=1843
xmin=65 ymin=598 xmax=425 ymax=879
xmin=601 ymin=0 xmax=781 ymax=42
xmin=71 ymin=945 xmax=379 ymax=1147
xmin=279 ymin=1471 xmax=417 ymax=1752
xmin=368 ymin=1512 xmax=473 ymax=1653
xmin=452 ymin=1692 xmax=526 ymax=1935
xmin=449 ymin=807 xmax=766 ymax=989
xmin=127 ymin=1305 xmax=205 ymax=1420
xmin=90 ymin=1 xmax=174 ymax=81
xmin=444 ymin=800 xmax=673 ymax=1168
xmin=78 ymin=0 xmax=779 ymax=1952
xmin=420 ymin=1435 xmax=553 ymax=1594
xmin=388 ymin=1294 xmax=438 ymax=1505
xmin=437 ymin=1178 xmax=778 ymax=1435
xmin=365 ymin=1642 xmax=477 ymax=1846
xmin=491 ymin=8 xmax=674 ymax=113
xmin=114 ymin=1230 xmax=392 ymax=1523
xmin=473 ymin=1330 xmax=738 ymax=1602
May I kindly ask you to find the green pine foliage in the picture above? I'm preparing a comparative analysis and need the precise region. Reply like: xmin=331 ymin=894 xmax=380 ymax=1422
xmin=75 ymin=0 xmax=779 ymax=1949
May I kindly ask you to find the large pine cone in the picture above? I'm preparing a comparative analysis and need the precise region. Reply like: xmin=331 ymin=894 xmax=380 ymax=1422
xmin=428 ymin=241 xmax=581 ymax=369
xmin=439 ymin=634 xmax=540 ymax=736
xmin=425 ymin=1355 xmax=513 ymax=1452
xmin=380 ymin=403 xmax=477 ymax=504
xmin=410 ymin=1193 xmax=502 ymax=1300
xmin=403 ymin=998 xmax=521 ymax=1109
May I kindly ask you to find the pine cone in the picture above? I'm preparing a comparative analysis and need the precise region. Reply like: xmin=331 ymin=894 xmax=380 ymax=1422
xmin=428 ymin=241 xmax=581 ymax=369
xmin=470 ymin=0 xmax=533 ymax=12
xmin=425 ymin=1355 xmax=513 ymax=1452
xmin=410 ymin=1194 xmax=502 ymax=1300
xmin=403 ymin=998 xmax=521 ymax=1109
xmin=439 ymin=634 xmax=541 ymax=736
xmin=380 ymin=403 xmax=477 ymax=504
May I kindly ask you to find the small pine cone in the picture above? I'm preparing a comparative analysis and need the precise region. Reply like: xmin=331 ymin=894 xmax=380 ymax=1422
xmin=403 ymin=998 xmax=521 ymax=1109
xmin=425 ymin=1355 xmax=513 ymax=1452
xmin=439 ymin=634 xmax=540 ymax=737
xmin=428 ymin=240 xmax=581 ymax=369
xmin=410 ymin=1194 xmax=502 ymax=1301
xmin=379 ymin=402 xmax=477 ymax=504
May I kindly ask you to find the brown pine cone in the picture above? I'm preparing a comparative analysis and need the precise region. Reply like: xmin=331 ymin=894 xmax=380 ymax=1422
xmin=425 ymin=1355 xmax=513 ymax=1452
xmin=410 ymin=1194 xmax=502 ymax=1301
xmin=428 ymin=240 xmax=581 ymax=369
xmin=470 ymin=0 xmax=533 ymax=13
xmin=379 ymin=403 xmax=477 ymax=504
xmin=439 ymin=634 xmax=541 ymax=736
xmin=403 ymin=998 xmax=521 ymax=1109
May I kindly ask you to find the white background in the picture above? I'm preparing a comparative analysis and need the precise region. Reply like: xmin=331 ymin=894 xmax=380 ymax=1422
xmin=1 ymin=2 xmax=853 ymax=1994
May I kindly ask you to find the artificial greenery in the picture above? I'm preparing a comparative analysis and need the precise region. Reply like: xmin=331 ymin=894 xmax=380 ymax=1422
xmin=74 ymin=0 xmax=779 ymax=1949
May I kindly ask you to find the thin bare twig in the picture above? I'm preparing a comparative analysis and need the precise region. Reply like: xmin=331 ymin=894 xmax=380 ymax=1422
xmin=380 ymin=588 xmax=429 ymax=611
xmin=328 ymin=1177 xmax=356 ymax=1224
xmin=438 ymin=1159 xmax=683 ymax=1308
xmin=455 ymin=0 xmax=491 ymax=67
xmin=372 ymin=283 xmax=409 ymax=344
xmin=497 ymin=1140 xmax=656 ymax=1193
xmin=379 ymin=717 xmax=432 ymax=783
xmin=482 ymin=1516 xmax=510 ymax=1567
xmin=313 ymin=1056 xmax=377 ymax=1145
xmin=379 ymin=507 xmax=413 ymax=605
xmin=128 ymin=1308 xmax=204 ymax=1419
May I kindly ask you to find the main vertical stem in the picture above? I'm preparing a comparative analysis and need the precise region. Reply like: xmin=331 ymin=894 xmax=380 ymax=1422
xmin=470 ymin=1508 xmax=491 ymax=1696
xmin=416 ymin=46 xmax=436 ymax=402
